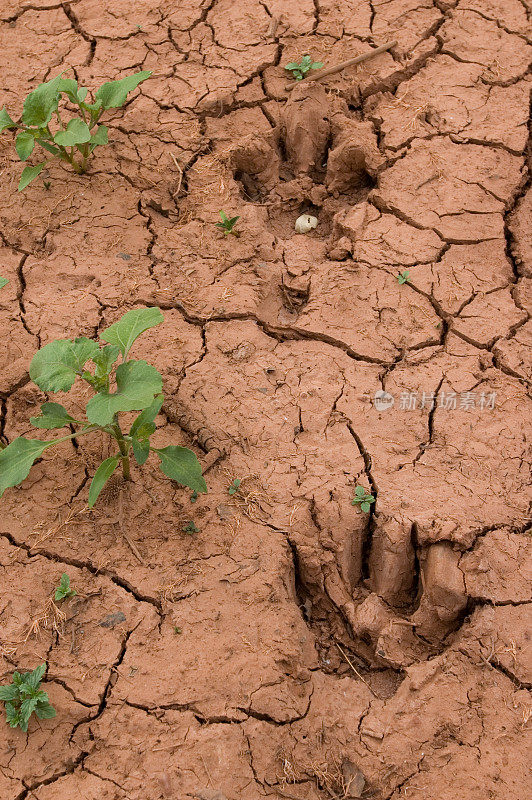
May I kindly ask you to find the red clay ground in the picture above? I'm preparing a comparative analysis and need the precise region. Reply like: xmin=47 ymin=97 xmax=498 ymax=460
xmin=0 ymin=1 xmax=531 ymax=798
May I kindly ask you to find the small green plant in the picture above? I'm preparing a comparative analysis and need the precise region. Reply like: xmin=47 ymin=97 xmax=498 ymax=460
xmin=215 ymin=211 xmax=240 ymax=237
xmin=0 ymin=70 xmax=151 ymax=191
xmin=54 ymin=573 xmax=76 ymax=602
xmin=0 ymin=307 xmax=207 ymax=507
xmin=0 ymin=664 xmax=56 ymax=731
xmin=183 ymin=520 xmax=200 ymax=534
xmin=397 ymin=271 xmax=410 ymax=285
xmin=228 ymin=478 xmax=241 ymax=496
xmin=284 ymin=55 xmax=324 ymax=81
xmin=351 ymin=485 xmax=375 ymax=513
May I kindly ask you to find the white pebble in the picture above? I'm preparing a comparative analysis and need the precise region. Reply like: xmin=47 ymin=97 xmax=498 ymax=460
xmin=295 ymin=214 xmax=318 ymax=233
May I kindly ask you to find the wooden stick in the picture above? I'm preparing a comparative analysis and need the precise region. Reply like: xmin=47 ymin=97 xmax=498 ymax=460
xmin=286 ymin=40 xmax=397 ymax=90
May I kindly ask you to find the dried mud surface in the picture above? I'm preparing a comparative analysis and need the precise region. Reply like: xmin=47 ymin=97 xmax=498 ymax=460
xmin=0 ymin=1 xmax=531 ymax=799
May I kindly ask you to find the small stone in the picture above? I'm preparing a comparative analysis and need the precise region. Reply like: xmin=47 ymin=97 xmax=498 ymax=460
xmin=295 ymin=214 xmax=318 ymax=233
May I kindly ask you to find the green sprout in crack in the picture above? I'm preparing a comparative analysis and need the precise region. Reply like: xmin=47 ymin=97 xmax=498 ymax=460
xmin=284 ymin=55 xmax=324 ymax=81
xmin=183 ymin=520 xmax=200 ymax=534
xmin=0 ymin=307 xmax=207 ymax=508
xmin=351 ymin=485 xmax=375 ymax=513
xmin=0 ymin=70 xmax=151 ymax=191
xmin=397 ymin=270 xmax=410 ymax=285
xmin=0 ymin=664 xmax=56 ymax=732
xmin=54 ymin=573 xmax=76 ymax=602
xmin=215 ymin=210 xmax=240 ymax=237
xmin=228 ymin=478 xmax=241 ymax=496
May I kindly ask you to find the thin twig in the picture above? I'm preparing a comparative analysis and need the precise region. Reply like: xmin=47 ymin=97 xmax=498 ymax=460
xmin=169 ymin=151 xmax=184 ymax=199
xmin=336 ymin=644 xmax=378 ymax=696
xmin=286 ymin=40 xmax=397 ymax=90
xmin=119 ymin=486 xmax=145 ymax=564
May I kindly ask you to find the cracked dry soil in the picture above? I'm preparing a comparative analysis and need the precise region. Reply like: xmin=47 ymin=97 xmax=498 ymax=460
xmin=0 ymin=1 xmax=531 ymax=799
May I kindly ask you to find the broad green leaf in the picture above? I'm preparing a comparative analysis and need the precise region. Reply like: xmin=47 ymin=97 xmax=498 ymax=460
xmin=132 ymin=437 xmax=150 ymax=465
xmin=88 ymin=455 xmax=119 ymax=507
xmin=285 ymin=62 xmax=300 ymax=70
xmin=22 ymin=75 xmax=62 ymax=127
xmin=154 ymin=445 xmax=207 ymax=494
xmin=0 ymin=107 xmax=16 ymax=132
xmin=0 ymin=685 xmax=19 ymax=701
xmin=85 ymin=360 xmax=162 ymax=426
xmin=361 ymin=502 xmax=371 ymax=513
xmin=354 ymin=486 xmax=365 ymax=497
xmin=0 ymin=438 xmax=53 ymax=498
xmin=81 ymin=100 xmax=102 ymax=114
xmin=90 ymin=125 xmax=108 ymax=147
xmin=34 ymin=703 xmax=56 ymax=720
xmin=30 ymin=401 xmax=76 ymax=429
xmin=0 ymin=277 xmax=8 ymax=290
xmin=95 ymin=70 xmax=151 ymax=109
xmin=311 ymin=62 xmax=324 ymax=69
xmin=54 ymin=118 xmax=91 ymax=146
xmin=92 ymin=344 xmax=120 ymax=378
xmin=15 ymin=131 xmax=35 ymax=161
xmin=20 ymin=697 xmax=38 ymax=724
xmin=18 ymin=162 xmax=45 ymax=191
xmin=57 ymin=78 xmax=79 ymax=103
xmin=77 ymin=88 xmax=88 ymax=103
xmin=101 ymin=307 xmax=164 ymax=358
xmin=25 ymin=664 xmax=46 ymax=691
xmin=38 ymin=139 xmax=61 ymax=156
xmin=30 ymin=337 xmax=99 ymax=392
xmin=129 ymin=394 xmax=164 ymax=437
xmin=5 ymin=702 xmax=19 ymax=727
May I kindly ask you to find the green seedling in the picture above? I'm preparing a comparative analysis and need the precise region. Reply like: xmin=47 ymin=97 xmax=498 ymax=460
xmin=190 ymin=489 xmax=199 ymax=503
xmin=0 ymin=664 xmax=56 ymax=732
xmin=183 ymin=520 xmax=200 ymax=534
xmin=351 ymin=485 xmax=375 ymax=513
xmin=215 ymin=211 xmax=240 ymax=236
xmin=0 ymin=70 xmax=151 ymax=191
xmin=228 ymin=478 xmax=241 ymax=496
xmin=284 ymin=55 xmax=324 ymax=81
xmin=0 ymin=307 xmax=207 ymax=507
xmin=397 ymin=271 xmax=410 ymax=285
xmin=54 ymin=573 xmax=76 ymax=602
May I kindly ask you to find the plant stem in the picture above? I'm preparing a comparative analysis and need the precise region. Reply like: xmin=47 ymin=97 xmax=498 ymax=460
xmin=112 ymin=417 xmax=131 ymax=480
xmin=119 ymin=440 xmax=131 ymax=480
